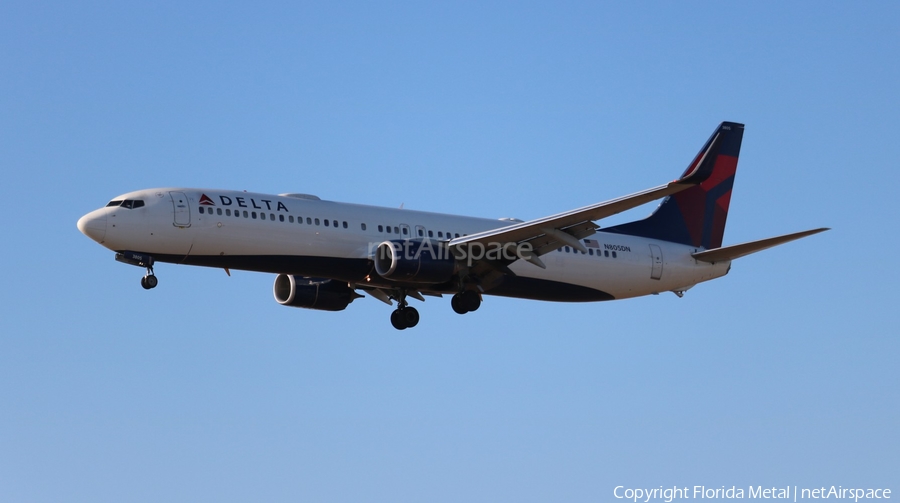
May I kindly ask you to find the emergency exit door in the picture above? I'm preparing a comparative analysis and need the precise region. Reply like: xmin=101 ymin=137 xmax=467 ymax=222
xmin=170 ymin=191 xmax=191 ymax=227
xmin=650 ymin=244 xmax=663 ymax=280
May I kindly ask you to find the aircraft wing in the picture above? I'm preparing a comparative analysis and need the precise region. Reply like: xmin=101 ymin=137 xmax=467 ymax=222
xmin=447 ymin=130 xmax=723 ymax=266
xmin=354 ymin=284 xmax=442 ymax=306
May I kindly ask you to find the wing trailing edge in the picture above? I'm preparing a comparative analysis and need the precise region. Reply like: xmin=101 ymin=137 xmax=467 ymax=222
xmin=691 ymin=228 xmax=829 ymax=263
xmin=447 ymin=122 xmax=734 ymax=255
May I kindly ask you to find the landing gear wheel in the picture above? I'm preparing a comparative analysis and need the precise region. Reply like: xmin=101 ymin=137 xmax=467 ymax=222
xmin=389 ymin=290 xmax=420 ymax=330
xmin=452 ymin=291 xmax=480 ymax=314
xmin=462 ymin=290 xmax=480 ymax=312
xmin=141 ymin=274 xmax=158 ymax=290
xmin=390 ymin=309 xmax=407 ymax=330
xmin=401 ymin=307 xmax=419 ymax=328
xmin=451 ymin=294 xmax=468 ymax=314
xmin=390 ymin=307 xmax=420 ymax=330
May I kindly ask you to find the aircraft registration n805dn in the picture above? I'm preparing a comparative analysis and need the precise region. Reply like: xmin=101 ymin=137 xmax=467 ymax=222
xmin=78 ymin=122 xmax=827 ymax=330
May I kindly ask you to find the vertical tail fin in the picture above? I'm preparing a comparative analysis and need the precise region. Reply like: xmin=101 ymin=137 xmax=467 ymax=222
xmin=604 ymin=122 xmax=744 ymax=249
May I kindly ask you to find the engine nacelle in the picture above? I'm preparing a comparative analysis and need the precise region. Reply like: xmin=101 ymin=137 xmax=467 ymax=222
xmin=273 ymin=275 xmax=356 ymax=311
xmin=373 ymin=239 xmax=456 ymax=283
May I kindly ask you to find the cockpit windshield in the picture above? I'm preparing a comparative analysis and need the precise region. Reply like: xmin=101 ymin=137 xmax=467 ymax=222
xmin=106 ymin=199 xmax=144 ymax=209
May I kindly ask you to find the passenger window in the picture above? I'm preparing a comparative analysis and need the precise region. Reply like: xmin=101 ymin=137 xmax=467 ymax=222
xmin=612 ymin=251 xmax=617 ymax=258
xmin=217 ymin=208 xmax=222 ymax=215
xmin=589 ymin=249 xmax=594 ymax=256
xmin=243 ymin=211 xmax=248 ymax=218
xmin=361 ymin=223 xmax=367 ymax=230
xmin=386 ymin=226 xmax=392 ymax=234
xmin=418 ymin=229 xmax=423 ymax=237
xmin=333 ymin=220 xmax=338 ymax=227
xmin=315 ymin=218 xmax=320 ymax=225
xmin=324 ymin=219 xmax=329 ymax=226
xmin=438 ymin=232 xmax=443 ymax=238
xmin=252 ymin=212 xmax=257 ymax=219
xmin=289 ymin=216 xmax=294 ymax=223
xmin=455 ymin=233 xmax=460 ymax=238
xmin=604 ymin=250 xmax=609 ymax=257
xmin=394 ymin=227 xmax=399 ymax=234
xmin=565 ymin=246 xmax=570 ymax=253
xmin=307 ymin=217 xmax=312 ymax=224
xmin=199 ymin=206 xmax=204 ymax=214
xmin=343 ymin=221 xmax=348 ymax=229
xmin=226 ymin=209 xmax=231 ymax=216
xmin=378 ymin=225 xmax=383 ymax=232
xmin=402 ymin=227 xmax=408 ymax=235
xmin=428 ymin=230 xmax=433 ymax=238
xmin=279 ymin=214 xmax=284 ymax=222
xmin=270 ymin=214 xmax=275 ymax=221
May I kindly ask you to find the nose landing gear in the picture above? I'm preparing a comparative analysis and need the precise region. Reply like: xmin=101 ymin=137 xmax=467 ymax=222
xmin=140 ymin=272 xmax=158 ymax=290
xmin=115 ymin=251 xmax=158 ymax=290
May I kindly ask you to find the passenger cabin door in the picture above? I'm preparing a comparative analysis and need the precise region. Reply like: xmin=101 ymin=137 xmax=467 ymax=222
xmin=649 ymin=244 xmax=663 ymax=280
xmin=170 ymin=191 xmax=191 ymax=227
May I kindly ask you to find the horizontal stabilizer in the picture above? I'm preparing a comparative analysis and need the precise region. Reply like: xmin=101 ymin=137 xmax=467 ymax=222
xmin=692 ymin=228 xmax=829 ymax=263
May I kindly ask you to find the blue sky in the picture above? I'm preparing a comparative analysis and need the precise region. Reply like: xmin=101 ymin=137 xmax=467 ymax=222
xmin=1 ymin=2 xmax=897 ymax=501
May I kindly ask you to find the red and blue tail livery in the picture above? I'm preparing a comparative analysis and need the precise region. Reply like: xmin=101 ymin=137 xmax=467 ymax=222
xmin=77 ymin=122 xmax=826 ymax=330
xmin=605 ymin=122 xmax=743 ymax=250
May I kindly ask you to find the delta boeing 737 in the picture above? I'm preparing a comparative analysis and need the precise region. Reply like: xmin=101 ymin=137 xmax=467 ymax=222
xmin=77 ymin=122 xmax=827 ymax=329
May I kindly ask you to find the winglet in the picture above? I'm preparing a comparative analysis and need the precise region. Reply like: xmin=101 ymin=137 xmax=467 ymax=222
xmin=692 ymin=228 xmax=829 ymax=263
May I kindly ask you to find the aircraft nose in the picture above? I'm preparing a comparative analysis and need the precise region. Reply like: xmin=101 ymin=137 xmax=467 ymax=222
xmin=77 ymin=209 xmax=107 ymax=243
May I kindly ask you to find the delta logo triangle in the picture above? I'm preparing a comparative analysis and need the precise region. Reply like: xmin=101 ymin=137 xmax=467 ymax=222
xmin=199 ymin=194 xmax=215 ymax=206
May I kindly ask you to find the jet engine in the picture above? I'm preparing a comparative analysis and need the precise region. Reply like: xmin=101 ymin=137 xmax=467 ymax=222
xmin=373 ymin=239 xmax=456 ymax=283
xmin=273 ymin=275 xmax=358 ymax=311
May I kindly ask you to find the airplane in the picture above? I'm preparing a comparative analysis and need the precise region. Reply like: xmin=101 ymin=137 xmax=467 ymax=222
xmin=77 ymin=122 xmax=827 ymax=330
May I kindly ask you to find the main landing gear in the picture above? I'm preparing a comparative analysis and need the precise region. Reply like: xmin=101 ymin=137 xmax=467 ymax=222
xmin=451 ymin=290 xmax=481 ymax=315
xmin=390 ymin=293 xmax=420 ymax=330
xmin=379 ymin=288 xmax=483 ymax=330
xmin=390 ymin=305 xmax=420 ymax=330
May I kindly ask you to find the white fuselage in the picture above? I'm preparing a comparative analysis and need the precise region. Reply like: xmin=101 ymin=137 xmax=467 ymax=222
xmin=78 ymin=188 xmax=731 ymax=301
